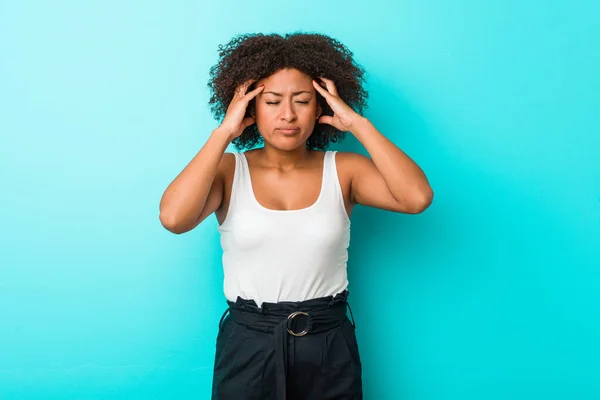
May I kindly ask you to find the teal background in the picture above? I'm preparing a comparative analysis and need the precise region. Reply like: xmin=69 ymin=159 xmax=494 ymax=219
xmin=1 ymin=0 xmax=599 ymax=399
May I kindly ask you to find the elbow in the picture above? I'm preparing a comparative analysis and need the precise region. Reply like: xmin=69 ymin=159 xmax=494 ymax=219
xmin=404 ymin=188 xmax=434 ymax=214
xmin=159 ymin=212 xmax=188 ymax=234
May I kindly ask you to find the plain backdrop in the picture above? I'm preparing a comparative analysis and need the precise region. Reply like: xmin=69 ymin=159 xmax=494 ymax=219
xmin=1 ymin=0 xmax=599 ymax=399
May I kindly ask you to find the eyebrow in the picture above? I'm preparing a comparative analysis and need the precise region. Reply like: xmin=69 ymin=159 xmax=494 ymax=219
xmin=262 ymin=91 xmax=312 ymax=97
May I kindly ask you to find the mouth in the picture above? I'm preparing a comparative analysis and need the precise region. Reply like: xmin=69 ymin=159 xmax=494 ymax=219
xmin=277 ymin=127 xmax=301 ymax=135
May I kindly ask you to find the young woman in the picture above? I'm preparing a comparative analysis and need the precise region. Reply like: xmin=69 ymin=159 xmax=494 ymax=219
xmin=159 ymin=32 xmax=433 ymax=400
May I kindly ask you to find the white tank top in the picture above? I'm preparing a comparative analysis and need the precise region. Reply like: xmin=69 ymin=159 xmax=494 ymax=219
xmin=217 ymin=150 xmax=351 ymax=308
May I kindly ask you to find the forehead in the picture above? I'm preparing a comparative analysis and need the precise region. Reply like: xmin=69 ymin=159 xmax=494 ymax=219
xmin=259 ymin=68 xmax=312 ymax=88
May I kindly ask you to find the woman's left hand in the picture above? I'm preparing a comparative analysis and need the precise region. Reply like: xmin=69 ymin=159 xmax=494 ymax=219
xmin=312 ymin=77 xmax=362 ymax=132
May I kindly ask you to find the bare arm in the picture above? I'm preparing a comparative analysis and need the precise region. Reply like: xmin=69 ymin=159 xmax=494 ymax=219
xmin=159 ymin=129 xmax=232 ymax=234
xmin=313 ymin=77 xmax=433 ymax=214
xmin=343 ymin=118 xmax=433 ymax=214
xmin=159 ymin=79 xmax=265 ymax=234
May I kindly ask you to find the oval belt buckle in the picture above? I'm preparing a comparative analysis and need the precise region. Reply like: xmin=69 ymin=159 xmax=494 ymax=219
xmin=287 ymin=311 xmax=310 ymax=337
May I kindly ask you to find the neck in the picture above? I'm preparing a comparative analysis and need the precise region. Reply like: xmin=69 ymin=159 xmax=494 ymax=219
xmin=258 ymin=143 xmax=312 ymax=170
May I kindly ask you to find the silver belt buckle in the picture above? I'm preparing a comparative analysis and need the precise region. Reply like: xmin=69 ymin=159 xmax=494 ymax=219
xmin=287 ymin=311 xmax=309 ymax=337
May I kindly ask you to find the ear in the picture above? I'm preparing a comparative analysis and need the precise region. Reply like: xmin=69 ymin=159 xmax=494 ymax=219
xmin=316 ymin=103 xmax=322 ymax=119
xmin=249 ymin=101 xmax=256 ymax=118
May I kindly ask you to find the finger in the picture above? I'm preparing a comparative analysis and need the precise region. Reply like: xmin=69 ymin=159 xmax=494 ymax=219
xmin=244 ymin=84 xmax=265 ymax=101
xmin=318 ymin=76 xmax=339 ymax=96
xmin=317 ymin=115 xmax=334 ymax=125
xmin=241 ymin=116 xmax=256 ymax=129
xmin=312 ymin=79 xmax=332 ymax=98
xmin=236 ymin=79 xmax=257 ymax=97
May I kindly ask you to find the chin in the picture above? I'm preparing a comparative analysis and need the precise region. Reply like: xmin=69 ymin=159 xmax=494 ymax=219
xmin=265 ymin=137 xmax=307 ymax=151
xmin=276 ymin=141 xmax=306 ymax=151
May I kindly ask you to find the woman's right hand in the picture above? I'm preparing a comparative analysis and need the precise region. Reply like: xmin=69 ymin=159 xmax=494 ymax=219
xmin=218 ymin=79 xmax=265 ymax=141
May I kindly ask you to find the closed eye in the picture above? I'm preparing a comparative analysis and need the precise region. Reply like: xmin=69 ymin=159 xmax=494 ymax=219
xmin=266 ymin=101 xmax=309 ymax=105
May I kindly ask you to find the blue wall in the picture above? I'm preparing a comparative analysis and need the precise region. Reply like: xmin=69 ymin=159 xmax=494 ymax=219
xmin=1 ymin=0 xmax=599 ymax=399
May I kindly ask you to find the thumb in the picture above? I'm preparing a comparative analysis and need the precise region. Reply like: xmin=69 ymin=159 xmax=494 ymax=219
xmin=242 ymin=116 xmax=256 ymax=130
xmin=318 ymin=116 xmax=334 ymax=126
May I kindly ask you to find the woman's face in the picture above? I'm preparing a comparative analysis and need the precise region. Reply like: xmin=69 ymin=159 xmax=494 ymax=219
xmin=253 ymin=68 xmax=321 ymax=151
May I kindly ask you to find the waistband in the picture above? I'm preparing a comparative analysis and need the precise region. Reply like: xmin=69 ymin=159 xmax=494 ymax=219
xmin=217 ymin=290 xmax=355 ymax=400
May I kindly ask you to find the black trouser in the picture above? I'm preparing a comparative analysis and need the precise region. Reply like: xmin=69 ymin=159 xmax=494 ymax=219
xmin=211 ymin=290 xmax=362 ymax=400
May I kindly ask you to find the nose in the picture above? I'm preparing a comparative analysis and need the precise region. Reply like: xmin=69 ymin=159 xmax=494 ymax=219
xmin=281 ymin=100 xmax=297 ymax=122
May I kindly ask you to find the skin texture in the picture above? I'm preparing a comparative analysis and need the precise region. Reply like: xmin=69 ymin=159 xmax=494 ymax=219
xmin=253 ymin=68 xmax=322 ymax=153
xmin=213 ymin=68 xmax=434 ymax=226
xmin=207 ymin=32 xmax=368 ymax=151
xmin=159 ymin=34 xmax=433 ymax=234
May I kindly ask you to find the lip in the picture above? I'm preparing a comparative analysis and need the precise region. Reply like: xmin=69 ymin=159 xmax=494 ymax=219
xmin=277 ymin=127 xmax=301 ymax=134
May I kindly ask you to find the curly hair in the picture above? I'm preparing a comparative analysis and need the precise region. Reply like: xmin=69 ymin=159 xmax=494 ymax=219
xmin=207 ymin=32 xmax=368 ymax=151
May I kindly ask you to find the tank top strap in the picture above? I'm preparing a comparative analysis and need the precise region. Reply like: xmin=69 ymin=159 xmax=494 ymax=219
xmin=321 ymin=150 xmax=344 ymax=205
xmin=231 ymin=150 xmax=343 ymax=212
xmin=228 ymin=152 xmax=251 ymax=213
xmin=324 ymin=150 xmax=335 ymax=178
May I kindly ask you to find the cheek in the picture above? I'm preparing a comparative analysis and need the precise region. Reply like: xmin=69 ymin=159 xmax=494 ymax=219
xmin=255 ymin=104 xmax=275 ymax=120
xmin=302 ymin=107 xmax=319 ymax=124
xmin=254 ymin=108 xmax=276 ymax=136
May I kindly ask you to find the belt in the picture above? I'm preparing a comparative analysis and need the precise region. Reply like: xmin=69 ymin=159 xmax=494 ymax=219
xmin=219 ymin=297 xmax=353 ymax=400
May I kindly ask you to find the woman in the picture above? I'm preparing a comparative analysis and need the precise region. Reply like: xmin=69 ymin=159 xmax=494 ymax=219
xmin=159 ymin=32 xmax=433 ymax=400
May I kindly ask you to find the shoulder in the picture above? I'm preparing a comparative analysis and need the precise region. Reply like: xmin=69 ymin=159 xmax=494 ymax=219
xmin=331 ymin=151 xmax=371 ymax=172
xmin=217 ymin=152 xmax=237 ymax=180
xmin=328 ymin=151 xmax=373 ymax=191
xmin=222 ymin=152 xmax=237 ymax=166
xmin=332 ymin=151 xmax=369 ymax=161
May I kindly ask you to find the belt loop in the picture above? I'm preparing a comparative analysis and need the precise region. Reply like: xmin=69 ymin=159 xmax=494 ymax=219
xmin=347 ymin=302 xmax=356 ymax=329
xmin=218 ymin=307 xmax=230 ymax=332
